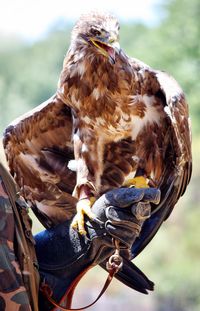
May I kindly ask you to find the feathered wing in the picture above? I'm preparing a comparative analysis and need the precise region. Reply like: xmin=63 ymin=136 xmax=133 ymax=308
xmin=94 ymin=59 xmax=191 ymax=257
xmin=131 ymin=69 xmax=192 ymax=258
xmin=3 ymin=59 xmax=192 ymax=252
xmin=3 ymin=95 xmax=77 ymax=228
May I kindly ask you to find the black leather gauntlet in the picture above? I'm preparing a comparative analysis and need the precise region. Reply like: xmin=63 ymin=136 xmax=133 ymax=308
xmin=35 ymin=187 xmax=160 ymax=310
xmin=91 ymin=187 xmax=160 ymax=251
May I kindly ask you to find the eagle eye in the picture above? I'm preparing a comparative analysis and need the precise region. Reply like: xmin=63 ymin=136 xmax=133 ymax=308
xmin=91 ymin=28 xmax=101 ymax=37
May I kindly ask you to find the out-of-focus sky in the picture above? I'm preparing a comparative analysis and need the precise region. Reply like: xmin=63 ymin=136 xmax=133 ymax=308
xmin=0 ymin=0 xmax=162 ymax=40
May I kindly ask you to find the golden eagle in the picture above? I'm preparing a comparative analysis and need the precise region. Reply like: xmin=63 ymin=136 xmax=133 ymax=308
xmin=3 ymin=12 xmax=192 ymax=237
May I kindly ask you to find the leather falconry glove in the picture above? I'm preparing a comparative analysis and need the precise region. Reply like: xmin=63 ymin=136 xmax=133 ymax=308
xmin=35 ymin=187 xmax=160 ymax=311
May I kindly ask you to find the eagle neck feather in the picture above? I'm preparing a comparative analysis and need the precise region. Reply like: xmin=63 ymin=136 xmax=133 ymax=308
xmin=58 ymin=43 xmax=136 ymax=121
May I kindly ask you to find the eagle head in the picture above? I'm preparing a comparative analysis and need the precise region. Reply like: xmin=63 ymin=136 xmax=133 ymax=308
xmin=71 ymin=11 xmax=120 ymax=64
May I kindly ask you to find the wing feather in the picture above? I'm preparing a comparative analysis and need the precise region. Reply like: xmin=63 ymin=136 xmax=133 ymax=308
xmin=3 ymin=95 xmax=77 ymax=228
xmin=99 ymin=62 xmax=192 ymax=257
xmin=131 ymin=69 xmax=192 ymax=257
xmin=155 ymin=70 xmax=192 ymax=208
xmin=3 ymin=61 xmax=192 ymax=249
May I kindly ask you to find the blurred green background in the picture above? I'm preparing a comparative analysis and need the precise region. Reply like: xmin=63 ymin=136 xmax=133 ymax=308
xmin=0 ymin=0 xmax=200 ymax=310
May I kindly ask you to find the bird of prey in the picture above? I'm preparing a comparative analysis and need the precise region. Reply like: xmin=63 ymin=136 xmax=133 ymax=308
xmin=3 ymin=12 xmax=192 ymax=238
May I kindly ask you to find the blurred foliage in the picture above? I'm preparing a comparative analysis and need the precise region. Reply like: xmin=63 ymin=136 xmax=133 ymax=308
xmin=0 ymin=0 xmax=200 ymax=310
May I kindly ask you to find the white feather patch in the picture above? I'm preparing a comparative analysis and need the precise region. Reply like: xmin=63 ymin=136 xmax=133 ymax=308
xmin=81 ymin=144 xmax=88 ymax=153
xmin=77 ymin=62 xmax=86 ymax=77
xmin=67 ymin=160 xmax=77 ymax=172
xmin=156 ymin=71 xmax=182 ymax=102
xmin=92 ymin=88 xmax=101 ymax=100
xmin=82 ymin=116 xmax=92 ymax=124
xmin=73 ymin=133 xmax=80 ymax=142
xmin=131 ymin=95 xmax=162 ymax=140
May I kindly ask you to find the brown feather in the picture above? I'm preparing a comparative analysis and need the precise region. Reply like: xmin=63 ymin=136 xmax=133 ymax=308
xmin=3 ymin=12 xmax=192 ymax=227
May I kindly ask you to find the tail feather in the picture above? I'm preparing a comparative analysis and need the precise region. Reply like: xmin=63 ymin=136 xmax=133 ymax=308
xmin=100 ymin=257 xmax=154 ymax=294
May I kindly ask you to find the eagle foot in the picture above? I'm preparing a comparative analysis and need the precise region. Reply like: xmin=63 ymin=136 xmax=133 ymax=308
xmin=123 ymin=176 xmax=149 ymax=188
xmin=71 ymin=197 xmax=97 ymax=235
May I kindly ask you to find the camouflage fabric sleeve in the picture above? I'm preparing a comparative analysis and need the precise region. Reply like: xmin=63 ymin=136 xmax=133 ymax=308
xmin=0 ymin=176 xmax=32 ymax=311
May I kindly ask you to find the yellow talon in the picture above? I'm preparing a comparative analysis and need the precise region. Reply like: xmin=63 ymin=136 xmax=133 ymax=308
xmin=123 ymin=176 xmax=149 ymax=188
xmin=71 ymin=198 xmax=96 ymax=235
xmin=89 ymin=196 xmax=96 ymax=205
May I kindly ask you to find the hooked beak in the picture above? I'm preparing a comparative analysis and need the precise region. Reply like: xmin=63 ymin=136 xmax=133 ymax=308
xmin=90 ymin=38 xmax=120 ymax=65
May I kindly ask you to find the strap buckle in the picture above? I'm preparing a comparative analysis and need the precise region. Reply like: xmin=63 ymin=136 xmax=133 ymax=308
xmin=107 ymin=239 xmax=123 ymax=273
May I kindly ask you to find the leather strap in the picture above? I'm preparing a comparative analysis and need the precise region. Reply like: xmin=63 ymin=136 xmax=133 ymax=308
xmin=40 ymin=240 xmax=123 ymax=311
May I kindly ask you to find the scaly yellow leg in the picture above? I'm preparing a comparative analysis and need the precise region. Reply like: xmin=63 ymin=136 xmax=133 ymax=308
xmin=71 ymin=197 xmax=96 ymax=235
xmin=123 ymin=176 xmax=149 ymax=188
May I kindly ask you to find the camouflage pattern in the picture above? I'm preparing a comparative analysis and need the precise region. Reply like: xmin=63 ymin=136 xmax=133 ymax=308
xmin=0 ymin=176 xmax=32 ymax=311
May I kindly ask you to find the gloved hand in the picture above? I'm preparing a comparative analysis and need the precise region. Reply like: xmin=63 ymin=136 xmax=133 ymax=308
xmin=91 ymin=187 xmax=160 ymax=254
xmin=35 ymin=187 xmax=160 ymax=311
